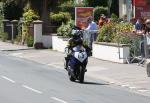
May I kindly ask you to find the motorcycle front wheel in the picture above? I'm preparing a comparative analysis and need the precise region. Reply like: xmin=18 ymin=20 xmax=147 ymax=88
xmin=79 ymin=66 xmax=85 ymax=83
xmin=68 ymin=66 xmax=75 ymax=82
xmin=68 ymin=72 xmax=75 ymax=81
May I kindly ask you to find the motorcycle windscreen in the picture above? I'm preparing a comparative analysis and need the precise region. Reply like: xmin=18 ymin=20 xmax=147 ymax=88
xmin=72 ymin=46 xmax=85 ymax=52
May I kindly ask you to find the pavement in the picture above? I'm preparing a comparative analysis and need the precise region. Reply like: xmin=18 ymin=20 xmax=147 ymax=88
xmin=0 ymin=40 xmax=150 ymax=96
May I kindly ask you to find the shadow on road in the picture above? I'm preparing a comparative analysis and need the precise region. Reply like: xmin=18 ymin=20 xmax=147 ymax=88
xmin=77 ymin=81 xmax=109 ymax=85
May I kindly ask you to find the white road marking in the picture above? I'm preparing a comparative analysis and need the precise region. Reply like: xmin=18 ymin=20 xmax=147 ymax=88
xmin=22 ymin=85 xmax=43 ymax=94
xmin=121 ymin=84 xmax=130 ymax=87
xmin=47 ymin=63 xmax=62 ymax=69
xmin=1 ymin=76 xmax=16 ymax=83
xmin=51 ymin=97 xmax=68 ymax=103
xmin=138 ymin=89 xmax=150 ymax=92
xmin=9 ymin=53 xmax=23 ymax=56
xmin=129 ymin=86 xmax=138 ymax=89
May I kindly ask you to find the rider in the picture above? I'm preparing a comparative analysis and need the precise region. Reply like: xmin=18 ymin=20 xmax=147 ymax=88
xmin=64 ymin=26 xmax=91 ymax=70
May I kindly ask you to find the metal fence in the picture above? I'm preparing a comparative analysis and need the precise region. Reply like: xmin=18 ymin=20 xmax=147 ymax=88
xmin=123 ymin=34 xmax=150 ymax=64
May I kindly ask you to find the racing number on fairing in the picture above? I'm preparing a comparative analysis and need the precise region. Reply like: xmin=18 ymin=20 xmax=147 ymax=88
xmin=78 ymin=53 xmax=84 ymax=60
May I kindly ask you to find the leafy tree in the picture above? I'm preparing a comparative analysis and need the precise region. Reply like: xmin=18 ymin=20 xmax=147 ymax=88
xmin=0 ymin=0 xmax=71 ymax=21
xmin=0 ymin=0 xmax=71 ymax=33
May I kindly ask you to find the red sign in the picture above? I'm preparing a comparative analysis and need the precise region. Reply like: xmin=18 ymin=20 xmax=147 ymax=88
xmin=75 ymin=7 xmax=93 ymax=29
xmin=133 ymin=0 xmax=147 ymax=6
xmin=133 ymin=0 xmax=150 ymax=18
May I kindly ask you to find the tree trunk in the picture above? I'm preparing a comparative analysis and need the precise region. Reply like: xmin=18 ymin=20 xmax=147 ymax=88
xmin=41 ymin=0 xmax=50 ymax=34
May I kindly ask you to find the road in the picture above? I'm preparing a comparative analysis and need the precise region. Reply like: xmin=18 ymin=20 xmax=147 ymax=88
xmin=0 ymin=53 xmax=150 ymax=103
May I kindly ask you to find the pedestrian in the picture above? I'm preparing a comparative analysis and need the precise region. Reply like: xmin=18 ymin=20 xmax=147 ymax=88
xmin=85 ymin=16 xmax=98 ymax=50
xmin=136 ymin=19 xmax=150 ymax=60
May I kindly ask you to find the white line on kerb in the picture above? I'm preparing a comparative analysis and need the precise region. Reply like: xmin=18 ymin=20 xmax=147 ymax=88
xmin=51 ymin=97 xmax=68 ymax=103
xmin=1 ymin=76 xmax=16 ymax=83
xmin=22 ymin=85 xmax=43 ymax=94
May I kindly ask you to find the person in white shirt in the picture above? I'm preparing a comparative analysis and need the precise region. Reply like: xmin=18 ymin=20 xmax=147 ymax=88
xmin=85 ymin=16 xmax=98 ymax=31
xmin=85 ymin=16 xmax=98 ymax=49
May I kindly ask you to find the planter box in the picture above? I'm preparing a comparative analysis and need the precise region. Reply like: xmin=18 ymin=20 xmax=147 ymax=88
xmin=51 ymin=35 xmax=130 ymax=63
xmin=93 ymin=42 xmax=130 ymax=63
xmin=52 ymin=35 xmax=68 ymax=52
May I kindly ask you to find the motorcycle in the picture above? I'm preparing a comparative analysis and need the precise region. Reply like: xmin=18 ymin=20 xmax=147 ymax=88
xmin=65 ymin=45 xmax=88 ymax=83
xmin=64 ymin=26 xmax=91 ymax=83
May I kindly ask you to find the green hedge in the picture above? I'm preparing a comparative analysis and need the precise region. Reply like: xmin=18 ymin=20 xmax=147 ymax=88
xmin=97 ymin=22 xmax=134 ymax=45
xmin=0 ymin=32 xmax=8 ymax=42
xmin=50 ymin=12 xmax=71 ymax=26
xmin=27 ymin=34 xmax=34 ymax=47
xmin=57 ymin=19 xmax=74 ymax=37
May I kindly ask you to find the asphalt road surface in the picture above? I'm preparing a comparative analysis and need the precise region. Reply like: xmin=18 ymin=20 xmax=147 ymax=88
xmin=0 ymin=53 xmax=150 ymax=103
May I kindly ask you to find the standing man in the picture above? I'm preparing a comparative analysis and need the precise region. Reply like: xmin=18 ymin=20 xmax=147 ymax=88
xmin=85 ymin=16 xmax=98 ymax=49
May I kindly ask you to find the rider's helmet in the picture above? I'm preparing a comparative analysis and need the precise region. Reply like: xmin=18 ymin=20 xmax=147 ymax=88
xmin=71 ymin=26 xmax=82 ymax=39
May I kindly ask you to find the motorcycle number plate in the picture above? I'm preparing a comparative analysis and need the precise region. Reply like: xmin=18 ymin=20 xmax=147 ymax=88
xmin=74 ymin=52 xmax=87 ymax=62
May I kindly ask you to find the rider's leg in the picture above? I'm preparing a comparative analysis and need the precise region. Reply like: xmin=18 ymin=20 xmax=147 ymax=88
xmin=64 ymin=54 xmax=71 ymax=70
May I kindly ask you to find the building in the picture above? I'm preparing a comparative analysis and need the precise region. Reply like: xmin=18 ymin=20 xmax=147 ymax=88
xmin=119 ymin=0 xmax=150 ymax=20
xmin=119 ymin=0 xmax=132 ymax=20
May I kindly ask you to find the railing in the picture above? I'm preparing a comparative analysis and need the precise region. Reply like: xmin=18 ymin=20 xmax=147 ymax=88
xmin=126 ymin=34 xmax=150 ymax=64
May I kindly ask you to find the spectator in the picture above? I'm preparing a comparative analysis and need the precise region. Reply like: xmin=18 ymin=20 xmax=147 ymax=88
xmin=137 ymin=19 xmax=150 ymax=58
xmin=98 ymin=14 xmax=106 ymax=28
xmin=85 ymin=16 xmax=98 ymax=49
xmin=130 ymin=18 xmax=137 ymax=31
xmin=85 ymin=16 xmax=98 ymax=31
xmin=135 ymin=18 xmax=144 ymax=32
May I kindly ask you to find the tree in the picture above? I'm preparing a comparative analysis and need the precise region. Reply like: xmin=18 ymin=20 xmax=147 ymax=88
xmin=0 ymin=0 xmax=68 ymax=19
xmin=0 ymin=0 xmax=71 ymax=33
